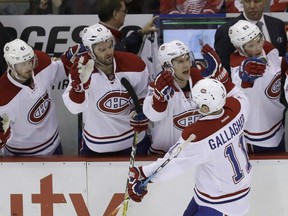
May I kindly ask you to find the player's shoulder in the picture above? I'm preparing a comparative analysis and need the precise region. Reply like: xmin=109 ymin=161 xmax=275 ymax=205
xmin=263 ymin=41 xmax=277 ymax=55
xmin=0 ymin=74 xmax=21 ymax=106
xmin=114 ymin=51 xmax=146 ymax=72
xmin=182 ymin=98 xmax=242 ymax=142
xmin=225 ymin=97 xmax=241 ymax=114
xmin=34 ymin=50 xmax=52 ymax=75
xmin=230 ymin=52 xmax=246 ymax=67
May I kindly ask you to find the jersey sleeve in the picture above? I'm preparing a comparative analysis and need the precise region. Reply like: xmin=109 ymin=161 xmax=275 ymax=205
xmin=143 ymin=84 xmax=169 ymax=121
xmin=62 ymin=77 xmax=88 ymax=114
xmin=142 ymin=136 xmax=206 ymax=182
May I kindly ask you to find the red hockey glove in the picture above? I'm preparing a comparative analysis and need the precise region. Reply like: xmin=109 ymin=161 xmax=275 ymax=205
xmin=130 ymin=110 xmax=149 ymax=133
xmin=200 ymin=44 xmax=229 ymax=83
xmin=128 ymin=166 xmax=148 ymax=202
xmin=239 ymin=57 xmax=266 ymax=88
xmin=70 ymin=55 xmax=94 ymax=93
xmin=0 ymin=114 xmax=11 ymax=148
xmin=153 ymin=71 xmax=178 ymax=102
xmin=61 ymin=44 xmax=88 ymax=70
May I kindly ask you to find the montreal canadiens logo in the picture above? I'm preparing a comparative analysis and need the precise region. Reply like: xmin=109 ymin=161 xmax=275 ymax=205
xmin=173 ymin=110 xmax=201 ymax=130
xmin=28 ymin=92 xmax=51 ymax=124
xmin=97 ymin=90 xmax=131 ymax=114
xmin=265 ymin=73 xmax=281 ymax=99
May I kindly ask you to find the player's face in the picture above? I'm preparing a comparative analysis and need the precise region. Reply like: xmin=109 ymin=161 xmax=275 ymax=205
xmin=172 ymin=54 xmax=192 ymax=81
xmin=92 ymin=40 xmax=114 ymax=66
xmin=242 ymin=0 xmax=266 ymax=21
xmin=13 ymin=58 xmax=34 ymax=81
xmin=243 ymin=34 xmax=264 ymax=57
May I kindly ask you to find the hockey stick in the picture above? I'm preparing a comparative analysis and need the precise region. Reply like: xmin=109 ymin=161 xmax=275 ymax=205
xmin=120 ymin=77 xmax=142 ymax=216
xmin=140 ymin=133 xmax=196 ymax=188
xmin=109 ymin=136 xmax=196 ymax=216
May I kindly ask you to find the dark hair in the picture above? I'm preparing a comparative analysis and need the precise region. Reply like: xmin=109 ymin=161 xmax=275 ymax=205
xmin=97 ymin=0 xmax=123 ymax=22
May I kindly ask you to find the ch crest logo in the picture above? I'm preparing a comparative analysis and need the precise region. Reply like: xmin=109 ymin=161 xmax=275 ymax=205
xmin=173 ymin=110 xmax=201 ymax=130
xmin=97 ymin=91 xmax=131 ymax=114
xmin=265 ymin=73 xmax=281 ymax=99
xmin=28 ymin=92 xmax=51 ymax=124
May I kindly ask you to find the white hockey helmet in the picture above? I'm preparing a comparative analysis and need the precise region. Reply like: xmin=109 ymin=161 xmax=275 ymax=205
xmin=158 ymin=40 xmax=194 ymax=68
xmin=81 ymin=23 xmax=114 ymax=53
xmin=229 ymin=20 xmax=262 ymax=55
xmin=4 ymin=39 xmax=35 ymax=70
xmin=192 ymin=78 xmax=227 ymax=115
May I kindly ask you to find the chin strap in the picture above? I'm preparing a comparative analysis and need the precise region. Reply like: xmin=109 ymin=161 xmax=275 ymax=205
xmin=9 ymin=68 xmax=30 ymax=82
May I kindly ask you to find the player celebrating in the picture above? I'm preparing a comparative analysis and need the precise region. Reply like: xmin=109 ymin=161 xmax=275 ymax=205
xmin=128 ymin=78 xmax=252 ymax=216
xmin=62 ymin=23 xmax=150 ymax=155
xmin=0 ymin=39 xmax=67 ymax=155
xmin=229 ymin=20 xmax=286 ymax=153
xmin=143 ymin=40 xmax=232 ymax=154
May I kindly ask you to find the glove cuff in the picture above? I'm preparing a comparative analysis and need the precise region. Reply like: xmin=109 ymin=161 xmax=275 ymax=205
xmin=152 ymin=96 xmax=168 ymax=112
xmin=69 ymin=89 xmax=85 ymax=103
xmin=241 ymin=81 xmax=254 ymax=88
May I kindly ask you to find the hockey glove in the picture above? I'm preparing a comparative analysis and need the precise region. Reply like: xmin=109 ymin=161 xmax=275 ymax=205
xmin=130 ymin=110 xmax=149 ymax=133
xmin=153 ymin=71 xmax=178 ymax=102
xmin=128 ymin=166 xmax=148 ymax=202
xmin=61 ymin=44 xmax=87 ymax=70
xmin=0 ymin=113 xmax=11 ymax=148
xmin=239 ymin=57 xmax=266 ymax=88
xmin=199 ymin=44 xmax=229 ymax=83
xmin=70 ymin=55 xmax=94 ymax=93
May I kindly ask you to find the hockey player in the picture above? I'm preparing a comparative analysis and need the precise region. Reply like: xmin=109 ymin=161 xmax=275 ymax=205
xmin=128 ymin=78 xmax=251 ymax=215
xmin=143 ymin=40 xmax=232 ymax=154
xmin=0 ymin=39 xmax=67 ymax=155
xmin=62 ymin=23 xmax=150 ymax=155
xmin=229 ymin=20 xmax=286 ymax=153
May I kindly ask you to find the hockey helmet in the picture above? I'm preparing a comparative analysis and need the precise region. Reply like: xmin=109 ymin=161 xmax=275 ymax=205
xmin=158 ymin=40 xmax=194 ymax=68
xmin=4 ymin=39 xmax=35 ymax=70
xmin=192 ymin=78 xmax=227 ymax=115
xmin=81 ymin=23 xmax=114 ymax=53
xmin=229 ymin=20 xmax=262 ymax=55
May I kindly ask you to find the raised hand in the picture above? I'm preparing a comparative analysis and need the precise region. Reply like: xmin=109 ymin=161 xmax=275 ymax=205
xmin=199 ymin=44 xmax=229 ymax=83
xmin=130 ymin=111 xmax=149 ymax=133
xmin=128 ymin=166 xmax=148 ymax=202
xmin=0 ymin=113 xmax=11 ymax=147
xmin=70 ymin=55 xmax=94 ymax=93
xmin=153 ymin=71 xmax=178 ymax=102
xmin=239 ymin=57 xmax=267 ymax=88
xmin=61 ymin=44 xmax=87 ymax=69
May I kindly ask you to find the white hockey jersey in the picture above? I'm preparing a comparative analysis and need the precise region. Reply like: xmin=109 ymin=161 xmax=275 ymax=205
xmin=143 ymin=68 xmax=203 ymax=154
xmin=230 ymin=42 xmax=285 ymax=148
xmin=143 ymin=86 xmax=251 ymax=215
xmin=0 ymin=50 xmax=67 ymax=155
xmin=62 ymin=51 xmax=149 ymax=153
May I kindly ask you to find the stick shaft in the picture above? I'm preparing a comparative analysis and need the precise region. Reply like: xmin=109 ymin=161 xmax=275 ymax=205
xmin=141 ymin=134 xmax=196 ymax=187
xmin=120 ymin=77 xmax=141 ymax=216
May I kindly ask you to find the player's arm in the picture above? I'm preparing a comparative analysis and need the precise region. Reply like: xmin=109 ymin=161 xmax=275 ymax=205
xmin=197 ymin=43 xmax=235 ymax=93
